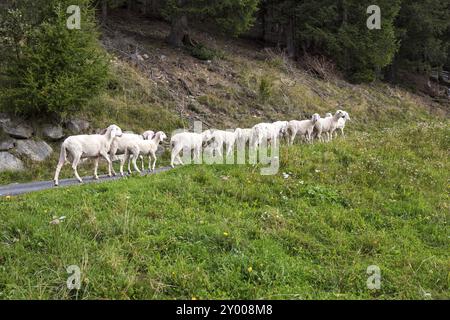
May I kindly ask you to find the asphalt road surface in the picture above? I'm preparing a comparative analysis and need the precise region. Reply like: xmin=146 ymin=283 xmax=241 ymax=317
xmin=0 ymin=166 xmax=173 ymax=197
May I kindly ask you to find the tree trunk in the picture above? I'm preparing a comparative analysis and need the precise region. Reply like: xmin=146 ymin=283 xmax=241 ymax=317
xmin=167 ymin=14 xmax=189 ymax=47
xmin=286 ymin=17 xmax=296 ymax=58
xmin=101 ymin=0 xmax=108 ymax=23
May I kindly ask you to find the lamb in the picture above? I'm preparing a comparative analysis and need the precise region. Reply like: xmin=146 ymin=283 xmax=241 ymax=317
xmin=109 ymin=130 xmax=155 ymax=176
xmin=54 ymin=124 xmax=123 ymax=186
xmin=287 ymin=113 xmax=321 ymax=145
xmin=170 ymin=130 xmax=213 ymax=168
xmin=123 ymin=131 xmax=167 ymax=175
xmin=313 ymin=110 xmax=346 ymax=142
xmin=209 ymin=129 xmax=239 ymax=157
xmin=334 ymin=111 xmax=351 ymax=138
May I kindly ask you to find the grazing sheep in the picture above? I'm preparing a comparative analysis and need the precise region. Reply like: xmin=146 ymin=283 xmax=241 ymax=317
xmin=109 ymin=130 xmax=155 ymax=176
xmin=54 ymin=124 xmax=123 ymax=186
xmin=287 ymin=114 xmax=321 ymax=145
xmin=123 ymin=131 xmax=167 ymax=174
xmin=170 ymin=130 xmax=213 ymax=168
xmin=313 ymin=110 xmax=346 ymax=142
xmin=334 ymin=111 xmax=350 ymax=138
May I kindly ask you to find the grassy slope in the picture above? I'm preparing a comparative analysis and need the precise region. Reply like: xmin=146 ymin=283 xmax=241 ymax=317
xmin=0 ymin=12 xmax=449 ymax=299
xmin=0 ymin=122 xmax=448 ymax=299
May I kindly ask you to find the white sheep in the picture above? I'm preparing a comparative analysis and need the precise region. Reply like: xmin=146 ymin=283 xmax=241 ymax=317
xmin=313 ymin=110 xmax=346 ymax=142
xmin=334 ymin=111 xmax=351 ymax=138
xmin=235 ymin=128 xmax=253 ymax=146
xmin=251 ymin=122 xmax=280 ymax=150
xmin=109 ymin=130 xmax=155 ymax=176
xmin=123 ymin=131 xmax=167 ymax=175
xmin=209 ymin=129 xmax=239 ymax=157
xmin=170 ymin=130 xmax=213 ymax=168
xmin=287 ymin=113 xmax=321 ymax=145
xmin=54 ymin=124 xmax=123 ymax=186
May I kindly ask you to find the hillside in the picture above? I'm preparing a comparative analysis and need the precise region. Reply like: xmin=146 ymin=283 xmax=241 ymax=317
xmin=0 ymin=11 xmax=448 ymax=185
xmin=0 ymin=10 xmax=449 ymax=300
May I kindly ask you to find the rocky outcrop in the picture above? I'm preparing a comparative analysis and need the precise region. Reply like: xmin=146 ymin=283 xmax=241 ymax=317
xmin=1 ymin=119 xmax=34 ymax=139
xmin=15 ymin=140 xmax=53 ymax=162
xmin=42 ymin=124 xmax=64 ymax=141
xmin=0 ymin=152 xmax=25 ymax=172
xmin=0 ymin=139 xmax=15 ymax=151
xmin=65 ymin=119 xmax=90 ymax=133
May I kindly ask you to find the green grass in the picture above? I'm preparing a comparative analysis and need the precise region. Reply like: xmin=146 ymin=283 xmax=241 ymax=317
xmin=1 ymin=121 xmax=448 ymax=299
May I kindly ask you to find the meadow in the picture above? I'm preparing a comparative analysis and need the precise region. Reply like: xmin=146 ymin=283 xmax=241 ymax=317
xmin=1 ymin=121 xmax=448 ymax=299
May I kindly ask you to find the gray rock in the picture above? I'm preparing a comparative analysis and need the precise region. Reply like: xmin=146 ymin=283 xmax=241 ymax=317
xmin=0 ymin=152 xmax=24 ymax=172
xmin=1 ymin=119 xmax=34 ymax=139
xmin=156 ymin=144 xmax=165 ymax=156
xmin=0 ymin=138 xmax=15 ymax=151
xmin=0 ymin=113 xmax=10 ymax=125
xmin=65 ymin=119 xmax=90 ymax=133
xmin=15 ymin=140 xmax=53 ymax=162
xmin=42 ymin=124 xmax=64 ymax=141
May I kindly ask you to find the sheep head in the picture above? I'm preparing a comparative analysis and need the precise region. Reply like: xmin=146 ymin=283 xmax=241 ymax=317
xmin=142 ymin=130 xmax=155 ymax=140
xmin=106 ymin=125 xmax=123 ymax=138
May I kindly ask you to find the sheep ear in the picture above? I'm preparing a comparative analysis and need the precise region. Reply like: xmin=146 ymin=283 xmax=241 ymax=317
xmin=110 ymin=128 xmax=116 ymax=138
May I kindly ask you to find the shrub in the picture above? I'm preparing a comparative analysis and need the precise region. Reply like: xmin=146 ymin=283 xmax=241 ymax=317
xmin=0 ymin=0 xmax=109 ymax=118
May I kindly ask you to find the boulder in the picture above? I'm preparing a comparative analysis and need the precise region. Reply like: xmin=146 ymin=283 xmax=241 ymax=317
xmin=0 ymin=152 xmax=24 ymax=172
xmin=0 ymin=138 xmax=15 ymax=151
xmin=65 ymin=119 xmax=90 ymax=133
xmin=1 ymin=119 xmax=34 ymax=139
xmin=43 ymin=124 xmax=64 ymax=141
xmin=15 ymin=140 xmax=53 ymax=162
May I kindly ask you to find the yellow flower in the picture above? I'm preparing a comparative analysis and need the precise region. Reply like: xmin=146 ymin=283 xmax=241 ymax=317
xmin=247 ymin=267 xmax=253 ymax=273
xmin=223 ymin=232 xmax=229 ymax=237
xmin=192 ymin=296 xmax=197 ymax=300
xmin=6 ymin=196 xmax=11 ymax=200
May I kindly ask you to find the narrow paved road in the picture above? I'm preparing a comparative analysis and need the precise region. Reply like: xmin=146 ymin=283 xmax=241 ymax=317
xmin=0 ymin=166 xmax=173 ymax=197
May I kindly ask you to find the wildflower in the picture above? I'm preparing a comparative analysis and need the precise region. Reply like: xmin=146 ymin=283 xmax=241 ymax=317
xmin=192 ymin=296 xmax=197 ymax=300
xmin=247 ymin=267 xmax=253 ymax=273
xmin=223 ymin=232 xmax=229 ymax=237
xmin=5 ymin=196 xmax=11 ymax=200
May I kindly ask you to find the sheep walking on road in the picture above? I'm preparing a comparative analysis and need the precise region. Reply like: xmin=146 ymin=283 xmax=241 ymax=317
xmin=54 ymin=125 xmax=123 ymax=186
xmin=170 ymin=130 xmax=213 ymax=168
xmin=123 ymin=131 xmax=167 ymax=175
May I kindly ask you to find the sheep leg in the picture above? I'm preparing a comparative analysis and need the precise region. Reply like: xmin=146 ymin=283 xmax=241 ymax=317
xmin=109 ymin=152 xmax=117 ymax=176
xmin=54 ymin=156 xmax=65 ymax=187
xmin=99 ymin=151 xmax=112 ymax=177
xmin=120 ymin=153 xmax=127 ymax=176
xmin=132 ymin=152 xmax=141 ymax=174
xmin=140 ymin=155 xmax=145 ymax=172
xmin=127 ymin=155 xmax=133 ymax=174
xmin=151 ymin=151 xmax=157 ymax=171
xmin=289 ymin=131 xmax=297 ymax=145
xmin=94 ymin=157 xmax=100 ymax=180
xmin=171 ymin=144 xmax=182 ymax=168
xmin=72 ymin=154 xmax=83 ymax=183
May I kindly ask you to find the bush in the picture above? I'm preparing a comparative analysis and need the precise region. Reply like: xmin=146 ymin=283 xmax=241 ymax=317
xmin=0 ymin=0 xmax=109 ymax=118
xmin=189 ymin=43 xmax=225 ymax=61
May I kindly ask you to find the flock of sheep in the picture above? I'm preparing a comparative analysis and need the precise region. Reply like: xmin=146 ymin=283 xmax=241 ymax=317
xmin=53 ymin=110 xmax=350 ymax=186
